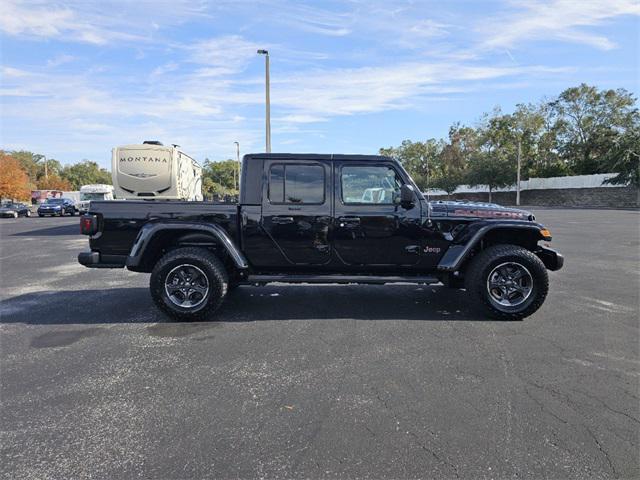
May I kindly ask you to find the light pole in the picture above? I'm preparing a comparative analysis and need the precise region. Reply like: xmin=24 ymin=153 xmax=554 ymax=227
xmin=516 ymin=138 xmax=522 ymax=206
xmin=233 ymin=141 xmax=240 ymax=191
xmin=257 ymin=49 xmax=271 ymax=153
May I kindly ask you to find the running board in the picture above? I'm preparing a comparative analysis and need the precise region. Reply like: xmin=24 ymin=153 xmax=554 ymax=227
xmin=244 ymin=274 xmax=440 ymax=285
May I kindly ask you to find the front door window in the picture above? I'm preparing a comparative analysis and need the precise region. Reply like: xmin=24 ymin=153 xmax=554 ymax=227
xmin=341 ymin=166 xmax=402 ymax=205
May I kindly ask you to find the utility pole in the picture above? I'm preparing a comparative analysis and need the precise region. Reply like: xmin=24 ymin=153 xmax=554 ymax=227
xmin=257 ymin=49 xmax=271 ymax=153
xmin=234 ymin=141 xmax=240 ymax=191
xmin=516 ymin=138 xmax=522 ymax=206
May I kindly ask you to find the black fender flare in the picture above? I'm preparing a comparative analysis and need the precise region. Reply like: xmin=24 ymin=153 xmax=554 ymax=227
xmin=126 ymin=222 xmax=249 ymax=270
xmin=437 ymin=222 xmax=547 ymax=272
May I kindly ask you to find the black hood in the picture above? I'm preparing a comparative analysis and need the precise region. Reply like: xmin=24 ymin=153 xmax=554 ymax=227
xmin=428 ymin=200 xmax=535 ymax=221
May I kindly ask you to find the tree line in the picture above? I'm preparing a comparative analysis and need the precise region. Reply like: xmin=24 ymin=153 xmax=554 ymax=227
xmin=0 ymin=151 xmax=111 ymax=201
xmin=380 ymin=84 xmax=639 ymax=201
xmin=2 ymin=83 xmax=637 ymax=202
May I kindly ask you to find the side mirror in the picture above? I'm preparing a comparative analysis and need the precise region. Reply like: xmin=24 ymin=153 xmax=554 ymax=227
xmin=400 ymin=184 xmax=415 ymax=208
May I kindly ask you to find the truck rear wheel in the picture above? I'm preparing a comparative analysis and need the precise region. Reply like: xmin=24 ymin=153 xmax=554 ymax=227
xmin=150 ymin=247 xmax=229 ymax=321
xmin=464 ymin=244 xmax=548 ymax=320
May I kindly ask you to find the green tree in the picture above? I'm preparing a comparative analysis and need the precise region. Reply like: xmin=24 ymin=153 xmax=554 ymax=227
xmin=603 ymin=122 xmax=640 ymax=187
xmin=202 ymin=159 xmax=240 ymax=199
xmin=430 ymin=124 xmax=477 ymax=196
xmin=549 ymin=84 xmax=638 ymax=175
xmin=430 ymin=169 xmax=466 ymax=197
xmin=466 ymin=152 xmax=514 ymax=203
xmin=380 ymin=139 xmax=442 ymax=190
xmin=8 ymin=150 xmax=63 ymax=183
xmin=469 ymin=112 xmax=516 ymax=202
xmin=61 ymin=160 xmax=111 ymax=189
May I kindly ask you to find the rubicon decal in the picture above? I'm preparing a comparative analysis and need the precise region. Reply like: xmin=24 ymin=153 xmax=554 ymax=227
xmin=452 ymin=209 xmax=526 ymax=219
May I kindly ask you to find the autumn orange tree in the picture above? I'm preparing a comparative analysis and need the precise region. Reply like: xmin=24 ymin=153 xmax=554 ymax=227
xmin=0 ymin=153 xmax=31 ymax=201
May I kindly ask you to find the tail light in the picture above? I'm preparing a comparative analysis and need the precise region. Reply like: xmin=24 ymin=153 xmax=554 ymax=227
xmin=80 ymin=214 xmax=98 ymax=235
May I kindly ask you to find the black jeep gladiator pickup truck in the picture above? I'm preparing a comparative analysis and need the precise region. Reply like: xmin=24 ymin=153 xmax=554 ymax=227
xmin=78 ymin=153 xmax=563 ymax=320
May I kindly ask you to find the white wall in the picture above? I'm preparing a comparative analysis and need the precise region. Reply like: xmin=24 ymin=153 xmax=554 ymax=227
xmin=426 ymin=173 xmax=623 ymax=196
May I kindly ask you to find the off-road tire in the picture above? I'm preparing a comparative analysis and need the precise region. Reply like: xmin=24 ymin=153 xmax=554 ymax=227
xmin=150 ymin=247 xmax=228 ymax=321
xmin=465 ymin=244 xmax=548 ymax=320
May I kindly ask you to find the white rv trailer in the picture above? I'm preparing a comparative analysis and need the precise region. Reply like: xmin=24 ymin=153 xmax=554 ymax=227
xmin=78 ymin=184 xmax=114 ymax=213
xmin=62 ymin=191 xmax=81 ymax=204
xmin=111 ymin=141 xmax=203 ymax=201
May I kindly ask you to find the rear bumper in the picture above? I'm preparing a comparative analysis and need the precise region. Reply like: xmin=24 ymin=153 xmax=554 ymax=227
xmin=78 ymin=251 xmax=127 ymax=269
xmin=535 ymin=246 xmax=564 ymax=271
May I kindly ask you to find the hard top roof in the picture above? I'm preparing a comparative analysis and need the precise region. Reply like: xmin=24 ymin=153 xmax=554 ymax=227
xmin=242 ymin=153 xmax=390 ymax=162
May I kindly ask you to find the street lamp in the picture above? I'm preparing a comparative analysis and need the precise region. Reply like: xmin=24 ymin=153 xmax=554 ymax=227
xmin=233 ymin=141 xmax=240 ymax=191
xmin=257 ymin=49 xmax=271 ymax=153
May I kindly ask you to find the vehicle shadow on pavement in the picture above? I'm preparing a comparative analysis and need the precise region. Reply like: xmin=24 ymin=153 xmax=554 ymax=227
xmin=0 ymin=285 xmax=503 ymax=324
xmin=11 ymin=224 xmax=80 ymax=237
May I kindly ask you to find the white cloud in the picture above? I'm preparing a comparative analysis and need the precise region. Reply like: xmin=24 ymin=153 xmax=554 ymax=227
xmin=1 ymin=66 xmax=30 ymax=78
xmin=0 ymin=0 xmax=206 ymax=45
xmin=481 ymin=0 xmax=640 ymax=51
xmin=409 ymin=19 xmax=450 ymax=38
xmin=151 ymin=62 xmax=179 ymax=76
xmin=267 ymin=2 xmax=353 ymax=37
xmin=1 ymin=1 xmax=637 ymax=164
xmin=187 ymin=35 xmax=263 ymax=73
xmin=272 ymin=62 xmax=567 ymax=119
xmin=47 ymin=54 xmax=76 ymax=67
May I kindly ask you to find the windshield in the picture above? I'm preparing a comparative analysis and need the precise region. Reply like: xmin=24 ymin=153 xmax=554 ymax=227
xmin=45 ymin=199 xmax=64 ymax=204
xmin=80 ymin=193 xmax=106 ymax=201
xmin=1 ymin=203 xmax=17 ymax=208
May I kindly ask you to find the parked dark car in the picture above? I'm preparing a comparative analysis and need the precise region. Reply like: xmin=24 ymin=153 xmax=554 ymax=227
xmin=0 ymin=202 xmax=32 ymax=218
xmin=79 ymin=153 xmax=563 ymax=321
xmin=37 ymin=198 xmax=76 ymax=217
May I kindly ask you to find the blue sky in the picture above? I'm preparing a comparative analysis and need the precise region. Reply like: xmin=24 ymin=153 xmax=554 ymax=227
xmin=1 ymin=0 xmax=638 ymax=169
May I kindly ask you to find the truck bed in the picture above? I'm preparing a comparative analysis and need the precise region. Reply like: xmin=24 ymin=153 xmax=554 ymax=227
xmin=88 ymin=200 xmax=239 ymax=259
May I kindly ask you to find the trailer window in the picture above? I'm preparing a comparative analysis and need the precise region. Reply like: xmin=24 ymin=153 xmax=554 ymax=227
xmin=269 ymin=164 xmax=325 ymax=204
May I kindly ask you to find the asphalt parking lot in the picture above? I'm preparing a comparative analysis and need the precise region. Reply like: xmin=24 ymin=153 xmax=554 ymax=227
xmin=0 ymin=210 xmax=638 ymax=479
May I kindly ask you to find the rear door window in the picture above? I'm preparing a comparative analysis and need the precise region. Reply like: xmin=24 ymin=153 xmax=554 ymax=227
xmin=268 ymin=164 xmax=325 ymax=204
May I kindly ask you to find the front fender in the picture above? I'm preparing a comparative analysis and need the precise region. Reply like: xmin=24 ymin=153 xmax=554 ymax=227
xmin=437 ymin=221 xmax=548 ymax=272
xmin=126 ymin=221 xmax=249 ymax=270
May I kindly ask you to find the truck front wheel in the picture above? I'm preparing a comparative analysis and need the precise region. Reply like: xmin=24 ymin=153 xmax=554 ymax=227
xmin=464 ymin=244 xmax=549 ymax=320
xmin=150 ymin=247 xmax=229 ymax=321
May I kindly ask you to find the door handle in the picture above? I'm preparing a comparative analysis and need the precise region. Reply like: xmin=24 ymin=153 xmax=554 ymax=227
xmin=338 ymin=216 xmax=360 ymax=227
xmin=272 ymin=216 xmax=294 ymax=224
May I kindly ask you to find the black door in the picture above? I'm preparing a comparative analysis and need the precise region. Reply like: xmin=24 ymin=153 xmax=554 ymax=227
xmin=333 ymin=163 xmax=422 ymax=266
xmin=261 ymin=160 xmax=332 ymax=265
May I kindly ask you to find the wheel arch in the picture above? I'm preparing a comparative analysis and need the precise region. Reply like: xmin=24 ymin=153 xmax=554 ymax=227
xmin=438 ymin=222 xmax=547 ymax=273
xmin=126 ymin=222 xmax=248 ymax=274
